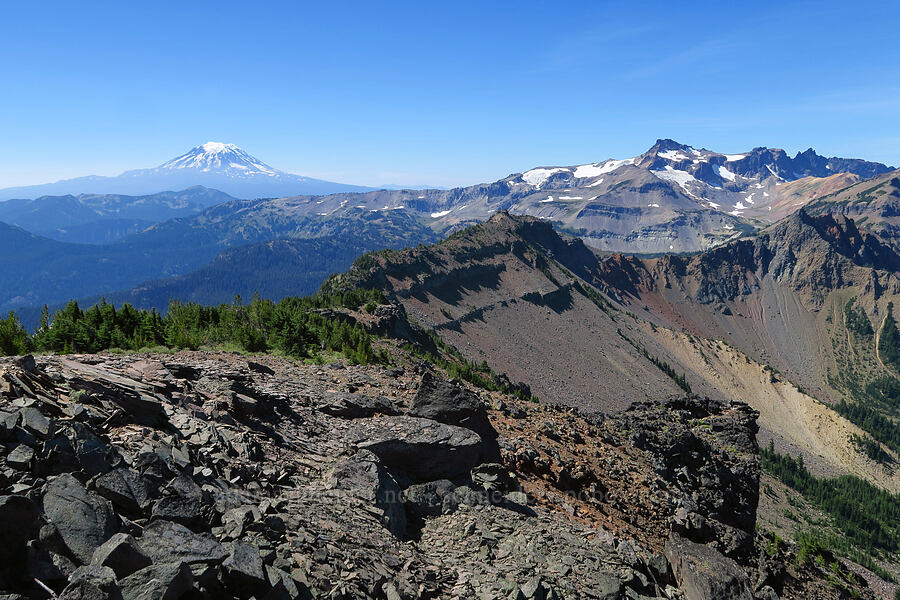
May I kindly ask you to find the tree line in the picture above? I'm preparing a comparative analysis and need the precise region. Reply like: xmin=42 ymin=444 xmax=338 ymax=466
xmin=0 ymin=290 xmax=389 ymax=365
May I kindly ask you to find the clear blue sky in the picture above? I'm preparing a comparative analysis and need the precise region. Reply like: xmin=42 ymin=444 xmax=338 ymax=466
xmin=1 ymin=0 xmax=898 ymax=188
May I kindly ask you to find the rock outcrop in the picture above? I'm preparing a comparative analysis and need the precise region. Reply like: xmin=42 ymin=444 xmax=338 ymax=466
xmin=0 ymin=353 xmax=874 ymax=599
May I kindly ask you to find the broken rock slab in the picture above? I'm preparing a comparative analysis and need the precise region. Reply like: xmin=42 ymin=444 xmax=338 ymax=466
xmin=43 ymin=474 xmax=118 ymax=565
xmin=355 ymin=415 xmax=487 ymax=484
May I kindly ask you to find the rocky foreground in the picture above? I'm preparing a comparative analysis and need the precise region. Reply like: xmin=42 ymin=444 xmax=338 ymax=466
xmin=0 ymin=352 xmax=873 ymax=599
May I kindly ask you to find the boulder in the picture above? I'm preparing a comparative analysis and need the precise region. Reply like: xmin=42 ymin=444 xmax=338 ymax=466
xmin=328 ymin=450 xmax=406 ymax=537
xmin=222 ymin=542 xmax=268 ymax=598
xmin=0 ymin=495 xmax=41 ymax=585
xmin=403 ymin=480 xmax=457 ymax=517
xmin=139 ymin=520 xmax=228 ymax=567
xmin=118 ymin=562 xmax=194 ymax=600
xmin=665 ymin=534 xmax=753 ymax=600
xmin=59 ymin=565 xmax=121 ymax=600
xmin=6 ymin=444 xmax=34 ymax=470
xmin=263 ymin=566 xmax=312 ymax=600
xmin=151 ymin=474 xmax=204 ymax=528
xmin=43 ymin=474 xmax=118 ymax=564
xmin=95 ymin=468 xmax=154 ymax=515
xmin=356 ymin=416 xmax=487 ymax=484
xmin=316 ymin=392 xmax=399 ymax=419
xmin=18 ymin=406 xmax=51 ymax=438
xmin=409 ymin=373 xmax=498 ymax=445
xmin=91 ymin=533 xmax=152 ymax=579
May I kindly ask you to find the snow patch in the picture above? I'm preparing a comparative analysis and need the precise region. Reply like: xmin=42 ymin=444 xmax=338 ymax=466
xmin=652 ymin=166 xmax=697 ymax=187
xmin=540 ymin=196 xmax=555 ymax=203
xmin=659 ymin=150 xmax=691 ymax=161
xmin=430 ymin=210 xmax=452 ymax=218
xmin=522 ymin=167 xmax=569 ymax=187
xmin=558 ymin=195 xmax=583 ymax=200
xmin=716 ymin=165 xmax=736 ymax=181
xmin=708 ymin=202 xmax=720 ymax=209
xmin=573 ymin=158 xmax=634 ymax=178
xmin=724 ymin=154 xmax=747 ymax=162
xmin=647 ymin=203 xmax=660 ymax=208
xmin=587 ymin=178 xmax=604 ymax=187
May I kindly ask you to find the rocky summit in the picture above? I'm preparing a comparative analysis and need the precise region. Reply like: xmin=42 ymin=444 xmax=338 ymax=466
xmin=0 ymin=350 xmax=874 ymax=599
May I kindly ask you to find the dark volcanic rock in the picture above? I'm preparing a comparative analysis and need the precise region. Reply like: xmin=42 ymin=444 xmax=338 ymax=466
xmin=665 ymin=534 xmax=753 ymax=600
xmin=316 ymin=391 xmax=399 ymax=419
xmin=409 ymin=373 xmax=498 ymax=446
xmin=222 ymin=542 xmax=268 ymax=599
xmin=59 ymin=565 xmax=121 ymax=600
xmin=619 ymin=395 xmax=760 ymax=560
xmin=355 ymin=415 xmax=487 ymax=484
xmin=91 ymin=533 xmax=152 ymax=579
xmin=95 ymin=468 xmax=154 ymax=514
xmin=329 ymin=450 xmax=406 ymax=537
xmin=118 ymin=562 xmax=194 ymax=600
xmin=43 ymin=474 xmax=118 ymax=564
xmin=139 ymin=520 xmax=228 ymax=567
xmin=0 ymin=495 xmax=41 ymax=586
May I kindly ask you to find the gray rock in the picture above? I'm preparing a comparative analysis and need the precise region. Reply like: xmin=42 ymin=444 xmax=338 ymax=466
xmin=222 ymin=542 xmax=268 ymax=598
xmin=59 ymin=565 xmax=121 ymax=600
xmin=316 ymin=392 xmax=399 ymax=419
xmin=263 ymin=566 xmax=312 ymax=600
xmin=139 ymin=520 xmax=228 ymax=566
xmin=356 ymin=415 xmax=487 ymax=484
xmin=591 ymin=573 xmax=623 ymax=600
xmin=221 ymin=505 xmax=262 ymax=540
xmin=118 ymin=562 xmax=194 ymax=600
xmin=6 ymin=444 xmax=34 ymax=470
xmin=91 ymin=533 xmax=152 ymax=579
xmin=18 ymin=407 xmax=51 ymax=438
xmin=43 ymin=474 xmax=118 ymax=564
xmin=665 ymin=534 xmax=753 ymax=600
xmin=409 ymin=373 xmax=498 ymax=446
xmin=0 ymin=495 xmax=41 ymax=584
xmin=95 ymin=469 xmax=153 ymax=514
xmin=329 ymin=450 xmax=406 ymax=537
xmin=403 ymin=479 xmax=457 ymax=517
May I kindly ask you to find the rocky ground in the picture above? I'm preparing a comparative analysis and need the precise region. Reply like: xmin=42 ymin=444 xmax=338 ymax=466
xmin=0 ymin=351 xmax=881 ymax=599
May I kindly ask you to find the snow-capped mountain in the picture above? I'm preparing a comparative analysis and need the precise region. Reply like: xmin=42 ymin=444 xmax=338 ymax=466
xmin=249 ymin=139 xmax=893 ymax=254
xmin=0 ymin=142 xmax=371 ymax=201
xmin=142 ymin=142 xmax=279 ymax=177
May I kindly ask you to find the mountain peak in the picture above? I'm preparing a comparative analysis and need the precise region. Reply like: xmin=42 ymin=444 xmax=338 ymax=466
xmin=158 ymin=142 xmax=279 ymax=176
xmin=200 ymin=141 xmax=237 ymax=153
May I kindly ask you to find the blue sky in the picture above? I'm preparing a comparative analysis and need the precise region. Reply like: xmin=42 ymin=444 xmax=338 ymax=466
xmin=1 ymin=0 xmax=898 ymax=188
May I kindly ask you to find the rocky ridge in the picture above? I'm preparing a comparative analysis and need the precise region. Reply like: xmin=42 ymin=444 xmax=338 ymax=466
xmin=0 ymin=349 xmax=866 ymax=599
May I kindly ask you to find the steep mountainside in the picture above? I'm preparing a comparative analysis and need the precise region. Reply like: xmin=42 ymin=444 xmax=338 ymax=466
xmin=323 ymin=213 xmax=900 ymax=494
xmin=805 ymin=170 xmax=900 ymax=244
xmin=257 ymin=140 xmax=892 ymax=254
xmin=0 ymin=187 xmax=236 ymax=243
xmin=0 ymin=142 xmax=370 ymax=200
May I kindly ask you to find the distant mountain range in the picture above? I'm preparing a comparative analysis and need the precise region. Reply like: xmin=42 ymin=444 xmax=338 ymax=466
xmin=1 ymin=138 xmax=898 ymax=321
xmin=0 ymin=142 xmax=371 ymax=200
xmin=0 ymin=187 xmax=235 ymax=243
xmin=241 ymin=139 xmax=895 ymax=254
